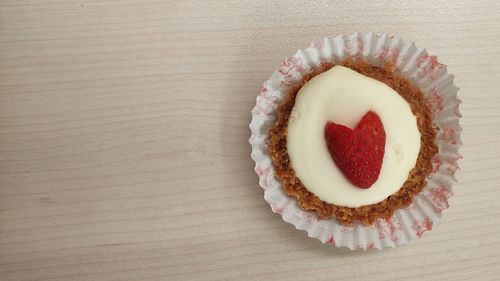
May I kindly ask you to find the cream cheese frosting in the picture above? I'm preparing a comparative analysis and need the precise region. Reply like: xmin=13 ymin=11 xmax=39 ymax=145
xmin=287 ymin=66 xmax=421 ymax=208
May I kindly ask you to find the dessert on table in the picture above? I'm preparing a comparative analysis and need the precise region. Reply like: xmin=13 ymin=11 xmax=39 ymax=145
xmin=250 ymin=33 xmax=462 ymax=249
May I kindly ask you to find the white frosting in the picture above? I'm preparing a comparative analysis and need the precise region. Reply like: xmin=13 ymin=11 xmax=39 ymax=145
xmin=287 ymin=66 xmax=421 ymax=208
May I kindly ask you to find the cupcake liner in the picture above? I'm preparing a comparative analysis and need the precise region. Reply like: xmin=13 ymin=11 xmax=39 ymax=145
xmin=249 ymin=32 xmax=462 ymax=250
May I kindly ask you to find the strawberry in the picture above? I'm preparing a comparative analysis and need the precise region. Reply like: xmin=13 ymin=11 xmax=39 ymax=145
xmin=324 ymin=111 xmax=386 ymax=189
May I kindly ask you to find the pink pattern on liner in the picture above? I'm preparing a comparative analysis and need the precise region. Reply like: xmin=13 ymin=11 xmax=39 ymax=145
xmin=258 ymin=85 xmax=269 ymax=97
xmin=251 ymin=95 xmax=278 ymax=116
xmin=427 ymin=186 xmax=453 ymax=213
xmin=376 ymin=46 xmax=400 ymax=64
xmin=278 ymin=57 xmax=305 ymax=85
xmin=263 ymin=137 xmax=270 ymax=149
xmin=431 ymin=158 xmax=442 ymax=175
xmin=446 ymin=154 xmax=463 ymax=181
xmin=269 ymin=202 xmax=286 ymax=216
xmin=326 ymin=235 xmax=335 ymax=245
xmin=358 ymin=242 xmax=375 ymax=250
xmin=344 ymin=36 xmax=364 ymax=59
xmin=412 ymin=217 xmax=433 ymax=238
xmin=303 ymin=212 xmax=317 ymax=224
xmin=255 ymin=165 xmax=272 ymax=189
xmin=375 ymin=217 xmax=402 ymax=243
xmin=425 ymin=88 xmax=444 ymax=116
xmin=439 ymin=128 xmax=458 ymax=145
xmin=416 ymin=53 xmax=444 ymax=80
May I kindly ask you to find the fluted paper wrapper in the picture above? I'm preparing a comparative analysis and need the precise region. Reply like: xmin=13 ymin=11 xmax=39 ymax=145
xmin=249 ymin=33 xmax=462 ymax=250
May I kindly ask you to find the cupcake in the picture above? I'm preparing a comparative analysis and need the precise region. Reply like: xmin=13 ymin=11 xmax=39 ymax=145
xmin=250 ymin=33 xmax=462 ymax=249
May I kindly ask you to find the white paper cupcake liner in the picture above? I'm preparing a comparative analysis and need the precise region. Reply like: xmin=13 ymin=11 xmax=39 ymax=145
xmin=249 ymin=32 xmax=462 ymax=250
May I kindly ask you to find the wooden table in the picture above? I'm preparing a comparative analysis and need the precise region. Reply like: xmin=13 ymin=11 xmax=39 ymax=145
xmin=1 ymin=1 xmax=499 ymax=280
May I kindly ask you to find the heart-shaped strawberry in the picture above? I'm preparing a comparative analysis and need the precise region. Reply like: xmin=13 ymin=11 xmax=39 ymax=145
xmin=324 ymin=111 xmax=386 ymax=189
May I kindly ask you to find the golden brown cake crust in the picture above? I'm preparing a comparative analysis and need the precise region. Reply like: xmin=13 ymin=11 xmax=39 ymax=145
xmin=268 ymin=60 xmax=438 ymax=226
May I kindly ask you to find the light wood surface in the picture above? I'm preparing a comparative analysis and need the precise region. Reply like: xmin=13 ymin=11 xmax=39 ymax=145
xmin=1 ymin=1 xmax=499 ymax=280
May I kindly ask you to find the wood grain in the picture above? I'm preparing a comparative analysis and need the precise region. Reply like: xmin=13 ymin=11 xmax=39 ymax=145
xmin=1 ymin=1 xmax=499 ymax=280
